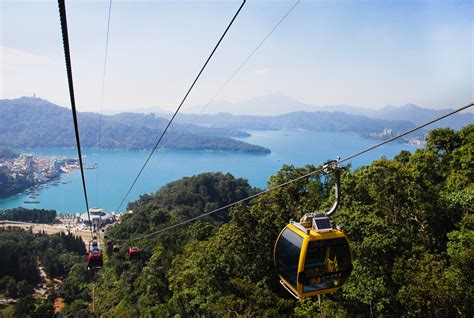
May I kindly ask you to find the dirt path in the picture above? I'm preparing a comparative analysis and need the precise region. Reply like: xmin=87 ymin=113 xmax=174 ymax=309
xmin=34 ymin=265 xmax=49 ymax=299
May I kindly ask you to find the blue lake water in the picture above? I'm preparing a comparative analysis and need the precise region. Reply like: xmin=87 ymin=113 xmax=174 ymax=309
xmin=0 ymin=130 xmax=414 ymax=214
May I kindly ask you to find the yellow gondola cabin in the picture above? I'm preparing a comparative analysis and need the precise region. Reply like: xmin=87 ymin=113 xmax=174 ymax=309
xmin=274 ymin=215 xmax=352 ymax=298
xmin=274 ymin=161 xmax=352 ymax=299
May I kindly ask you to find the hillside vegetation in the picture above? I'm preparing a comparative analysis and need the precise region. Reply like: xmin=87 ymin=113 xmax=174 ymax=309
xmin=2 ymin=125 xmax=471 ymax=317
xmin=0 ymin=208 xmax=57 ymax=224
xmin=0 ymin=97 xmax=269 ymax=153
xmin=84 ymin=125 xmax=471 ymax=317
xmin=0 ymin=228 xmax=86 ymax=317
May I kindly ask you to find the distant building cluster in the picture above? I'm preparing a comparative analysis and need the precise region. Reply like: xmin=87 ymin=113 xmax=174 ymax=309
xmin=0 ymin=153 xmax=79 ymax=184
xmin=408 ymin=137 xmax=427 ymax=147
xmin=366 ymin=128 xmax=427 ymax=146
xmin=368 ymin=128 xmax=395 ymax=139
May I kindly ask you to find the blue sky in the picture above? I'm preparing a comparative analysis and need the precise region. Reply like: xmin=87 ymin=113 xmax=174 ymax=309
xmin=1 ymin=0 xmax=472 ymax=112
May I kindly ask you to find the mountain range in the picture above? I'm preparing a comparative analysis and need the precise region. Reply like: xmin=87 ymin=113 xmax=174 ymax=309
xmin=183 ymin=94 xmax=473 ymax=130
xmin=0 ymin=97 xmax=269 ymax=153
xmin=1 ymin=95 xmax=471 ymax=153
xmin=107 ymin=94 xmax=472 ymax=131
xmin=175 ymin=111 xmax=416 ymax=137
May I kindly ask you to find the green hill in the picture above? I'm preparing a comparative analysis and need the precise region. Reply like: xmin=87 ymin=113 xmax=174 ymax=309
xmin=94 ymin=125 xmax=471 ymax=317
xmin=0 ymin=97 xmax=270 ymax=153
xmin=1 ymin=125 xmax=472 ymax=317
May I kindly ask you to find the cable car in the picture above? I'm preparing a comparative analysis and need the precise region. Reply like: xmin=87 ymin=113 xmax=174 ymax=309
xmin=105 ymin=239 xmax=113 ymax=255
xmin=128 ymin=247 xmax=141 ymax=261
xmin=274 ymin=162 xmax=352 ymax=299
xmin=88 ymin=249 xmax=103 ymax=270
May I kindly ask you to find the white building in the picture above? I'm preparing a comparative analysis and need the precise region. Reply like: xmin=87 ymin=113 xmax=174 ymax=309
xmin=79 ymin=207 xmax=115 ymax=229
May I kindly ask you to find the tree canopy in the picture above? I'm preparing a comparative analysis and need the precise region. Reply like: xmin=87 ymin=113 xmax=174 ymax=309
xmin=85 ymin=125 xmax=472 ymax=317
xmin=4 ymin=125 xmax=471 ymax=317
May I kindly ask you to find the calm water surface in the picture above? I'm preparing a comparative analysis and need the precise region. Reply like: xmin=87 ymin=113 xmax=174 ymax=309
xmin=0 ymin=130 xmax=413 ymax=214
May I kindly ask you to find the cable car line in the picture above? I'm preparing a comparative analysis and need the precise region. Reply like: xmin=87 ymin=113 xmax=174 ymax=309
xmin=190 ymin=0 xmax=300 ymax=125
xmin=113 ymin=101 xmax=473 ymax=243
xmin=92 ymin=283 xmax=95 ymax=316
xmin=95 ymin=0 xmax=113 ymax=206
xmin=57 ymin=0 xmax=93 ymax=237
xmin=115 ymin=0 xmax=247 ymax=212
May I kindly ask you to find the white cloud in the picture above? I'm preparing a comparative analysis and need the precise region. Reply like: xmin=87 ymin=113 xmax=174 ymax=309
xmin=255 ymin=68 xmax=272 ymax=75
xmin=1 ymin=46 xmax=50 ymax=69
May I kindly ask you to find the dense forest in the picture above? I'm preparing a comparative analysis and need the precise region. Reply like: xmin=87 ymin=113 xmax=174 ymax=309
xmin=83 ymin=125 xmax=471 ymax=317
xmin=0 ymin=208 xmax=57 ymax=223
xmin=0 ymin=228 xmax=86 ymax=317
xmin=1 ymin=125 xmax=472 ymax=317
xmin=0 ymin=97 xmax=269 ymax=153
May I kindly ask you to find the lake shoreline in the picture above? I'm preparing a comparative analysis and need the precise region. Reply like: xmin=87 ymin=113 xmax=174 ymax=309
xmin=0 ymin=130 xmax=414 ymax=214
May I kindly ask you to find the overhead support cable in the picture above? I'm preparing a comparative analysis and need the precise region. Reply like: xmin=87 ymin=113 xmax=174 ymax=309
xmin=95 ymin=0 xmax=113 ymax=206
xmin=114 ymin=102 xmax=473 ymax=242
xmin=115 ymin=0 xmax=247 ymax=212
xmin=191 ymin=0 xmax=300 ymax=124
xmin=57 ymin=0 xmax=93 ymax=236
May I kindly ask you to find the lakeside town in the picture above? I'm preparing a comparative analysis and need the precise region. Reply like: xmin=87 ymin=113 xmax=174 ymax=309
xmin=365 ymin=128 xmax=427 ymax=146
xmin=0 ymin=152 xmax=96 ymax=201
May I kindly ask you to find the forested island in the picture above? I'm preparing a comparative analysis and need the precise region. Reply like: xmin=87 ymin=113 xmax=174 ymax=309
xmin=0 ymin=97 xmax=270 ymax=154
xmin=1 ymin=125 xmax=471 ymax=317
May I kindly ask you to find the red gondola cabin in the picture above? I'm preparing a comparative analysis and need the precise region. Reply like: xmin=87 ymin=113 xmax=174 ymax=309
xmin=128 ymin=247 xmax=141 ymax=262
xmin=88 ymin=250 xmax=103 ymax=270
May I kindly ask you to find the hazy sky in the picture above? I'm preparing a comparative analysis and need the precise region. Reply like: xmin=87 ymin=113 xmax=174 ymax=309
xmin=1 ymin=0 xmax=473 ymax=112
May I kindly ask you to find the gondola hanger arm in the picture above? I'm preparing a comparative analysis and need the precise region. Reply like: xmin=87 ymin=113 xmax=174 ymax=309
xmin=323 ymin=157 xmax=346 ymax=216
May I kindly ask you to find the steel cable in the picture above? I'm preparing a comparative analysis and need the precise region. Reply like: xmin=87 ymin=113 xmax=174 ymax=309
xmin=114 ymin=102 xmax=473 ymax=242
xmin=58 ymin=0 xmax=94 ymax=237
xmin=115 ymin=0 xmax=247 ymax=212
xmin=95 ymin=0 xmax=113 ymax=206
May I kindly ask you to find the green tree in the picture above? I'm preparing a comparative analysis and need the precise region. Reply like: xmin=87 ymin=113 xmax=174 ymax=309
xmin=13 ymin=295 xmax=35 ymax=318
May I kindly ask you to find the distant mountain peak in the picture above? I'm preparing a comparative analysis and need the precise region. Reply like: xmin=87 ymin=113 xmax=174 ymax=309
xmin=16 ymin=96 xmax=48 ymax=103
xmin=250 ymin=92 xmax=299 ymax=102
xmin=400 ymin=103 xmax=423 ymax=109
xmin=0 ymin=96 xmax=63 ymax=109
xmin=185 ymin=93 xmax=310 ymax=116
